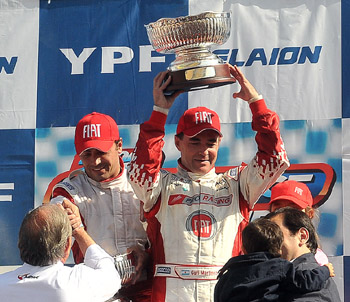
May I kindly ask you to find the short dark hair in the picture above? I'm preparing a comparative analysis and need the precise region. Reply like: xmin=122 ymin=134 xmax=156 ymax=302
xmin=18 ymin=204 xmax=72 ymax=266
xmin=265 ymin=207 xmax=318 ymax=254
xmin=242 ymin=218 xmax=283 ymax=257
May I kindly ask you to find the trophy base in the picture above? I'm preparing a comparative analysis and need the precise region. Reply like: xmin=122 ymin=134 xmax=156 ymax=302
xmin=165 ymin=64 xmax=235 ymax=94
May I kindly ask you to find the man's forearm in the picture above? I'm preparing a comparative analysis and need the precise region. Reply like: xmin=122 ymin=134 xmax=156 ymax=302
xmin=127 ymin=109 xmax=166 ymax=204
xmin=72 ymin=227 xmax=95 ymax=256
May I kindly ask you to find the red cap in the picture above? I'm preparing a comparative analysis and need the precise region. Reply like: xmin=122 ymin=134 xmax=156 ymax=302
xmin=269 ymin=180 xmax=313 ymax=209
xmin=176 ymin=107 xmax=222 ymax=137
xmin=74 ymin=112 xmax=120 ymax=155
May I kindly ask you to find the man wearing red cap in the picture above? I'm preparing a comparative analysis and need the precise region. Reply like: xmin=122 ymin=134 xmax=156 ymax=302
xmin=269 ymin=180 xmax=329 ymax=266
xmin=127 ymin=64 xmax=290 ymax=302
xmin=50 ymin=112 xmax=151 ymax=301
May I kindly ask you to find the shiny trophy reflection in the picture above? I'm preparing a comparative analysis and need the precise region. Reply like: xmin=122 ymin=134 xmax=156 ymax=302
xmin=145 ymin=11 xmax=235 ymax=93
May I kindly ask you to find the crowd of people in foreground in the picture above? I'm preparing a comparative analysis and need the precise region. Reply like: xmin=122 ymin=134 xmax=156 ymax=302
xmin=0 ymin=65 xmax=341 ymax=302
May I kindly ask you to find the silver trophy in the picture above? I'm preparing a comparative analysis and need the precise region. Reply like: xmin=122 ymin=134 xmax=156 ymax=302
xmin=145 ymin=11 xmax=235 ymax=93
xmin=114 ymin=252 xmax=136 ymax=285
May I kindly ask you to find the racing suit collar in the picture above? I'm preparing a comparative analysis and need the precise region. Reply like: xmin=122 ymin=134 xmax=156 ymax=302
xmin=177 ymin=163 xmax=217 ymax=181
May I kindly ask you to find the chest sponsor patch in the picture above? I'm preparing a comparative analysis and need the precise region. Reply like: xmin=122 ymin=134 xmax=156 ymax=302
xmin=156 ymin=266 xmax=171 ymax=274
xmin=168 ymin=193 xmax=232 ymax=206
xmin=186 ymin=210 xmax=217 ymax=240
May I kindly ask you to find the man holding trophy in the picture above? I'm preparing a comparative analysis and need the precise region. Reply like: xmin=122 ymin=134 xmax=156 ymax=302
xmin=127 ymin=62 xmax=289 ymax=301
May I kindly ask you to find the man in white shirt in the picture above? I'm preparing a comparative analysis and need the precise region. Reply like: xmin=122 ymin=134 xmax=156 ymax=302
xmin=0 ymin=201 xmax=121 ymax=302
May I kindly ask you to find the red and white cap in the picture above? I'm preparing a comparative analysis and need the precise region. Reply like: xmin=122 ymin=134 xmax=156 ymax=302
xmin=176 ymin=107 xmax=222 ymax=137
xmin=269 ymin=180 xmax=313 ymax=209
xmin=74 ymin=112 xmax=120 ymax=155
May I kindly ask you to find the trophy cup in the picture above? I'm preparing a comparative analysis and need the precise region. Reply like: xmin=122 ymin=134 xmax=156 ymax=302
xmin=114 ymin=252 xmax=136 ymax=285
xmin=145 ymin=11 xmax=235 ymax=93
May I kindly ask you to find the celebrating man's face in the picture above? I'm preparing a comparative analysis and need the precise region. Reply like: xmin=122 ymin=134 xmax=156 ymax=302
xmin=79 ymin=141 xmax=122 ymax=182
xmin=175 ymin=130 xmax=221 ymax=175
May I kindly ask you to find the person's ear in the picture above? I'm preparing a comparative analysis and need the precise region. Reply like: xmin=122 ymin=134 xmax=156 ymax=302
xmin=62 ymin=236 xmax=72 ymax=264
xmin=298 ymin=227 xmax=309 ymax=247
xmin=116 ymin=138 xmax=123 ymax=153
xmin=174 ymin=136 xmax=181 ymax=151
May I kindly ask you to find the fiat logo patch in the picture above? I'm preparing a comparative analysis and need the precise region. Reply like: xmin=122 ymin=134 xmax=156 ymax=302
xmin=186 ymin=210 xmax=217 ymax=240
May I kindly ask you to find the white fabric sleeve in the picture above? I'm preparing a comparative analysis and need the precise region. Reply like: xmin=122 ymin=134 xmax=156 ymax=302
xmin=72 ymin=244 xmax=121 ymax=301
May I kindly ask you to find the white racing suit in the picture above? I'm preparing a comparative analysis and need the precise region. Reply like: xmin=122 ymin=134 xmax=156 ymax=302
xmin=127 ymin=99 xmax=290 ymax=302
xmin=50 ymin=160 xmax=151 ymax=301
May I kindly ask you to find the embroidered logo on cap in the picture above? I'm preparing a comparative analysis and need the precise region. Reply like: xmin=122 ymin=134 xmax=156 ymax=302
xmin=82 ymin=124 xmax=101 ymax=138
xmin=176 ymin=106 xmax=222 ymax=137
xmin=294 ymin=186 xmax=304 ymax=196
xmin=195 ymin=111 xmax=213 ymax=125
